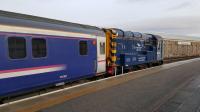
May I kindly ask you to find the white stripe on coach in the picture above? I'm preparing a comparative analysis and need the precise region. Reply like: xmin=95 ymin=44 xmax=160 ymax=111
xmin=0 ymin=24 xmax=95 ymax=38
xmin=0 ymin=66 xmax=66 ymax=79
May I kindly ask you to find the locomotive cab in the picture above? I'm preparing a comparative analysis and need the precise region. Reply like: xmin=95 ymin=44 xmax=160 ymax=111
xmin=146 ymin=34 xmax=164 ymax=64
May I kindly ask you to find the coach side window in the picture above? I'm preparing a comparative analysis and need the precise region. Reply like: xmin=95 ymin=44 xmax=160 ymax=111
xmin=32 ymin=38 xmax=47 ymax=58
xmin=100 ymin=42 xmax=105 ymax=55
xmin=79 ymin=41 xmax=88 ymax=55
xmin=8 ymin=37 xmax=26 ymax=59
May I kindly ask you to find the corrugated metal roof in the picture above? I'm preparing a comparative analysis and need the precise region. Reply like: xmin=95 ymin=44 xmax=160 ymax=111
xmin=0 ymin=10 xmax=105 ymax=37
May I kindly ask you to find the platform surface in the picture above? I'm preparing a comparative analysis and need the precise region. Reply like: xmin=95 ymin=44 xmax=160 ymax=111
xmin=1 ymin=58 xmax=200 ymax=112
xmin=41 ymin=58 xmax=200 ymax=112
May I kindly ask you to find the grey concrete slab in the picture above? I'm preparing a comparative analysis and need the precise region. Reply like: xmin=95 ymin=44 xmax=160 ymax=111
xmin=157 ymin=73 xmax=200 ymax=112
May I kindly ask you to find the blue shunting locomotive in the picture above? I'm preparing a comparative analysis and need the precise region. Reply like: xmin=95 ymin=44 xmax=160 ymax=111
xmin=104 ymin=29 xmax=164 ymax=73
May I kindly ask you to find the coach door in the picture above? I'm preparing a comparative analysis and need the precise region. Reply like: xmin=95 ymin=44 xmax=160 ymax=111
xmin=96 ymin=37 xmax=106 ymax=74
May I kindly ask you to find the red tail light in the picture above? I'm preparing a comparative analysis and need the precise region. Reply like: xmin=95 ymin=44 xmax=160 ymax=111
xmin=107 ymin=67 xmax=113 ymax=75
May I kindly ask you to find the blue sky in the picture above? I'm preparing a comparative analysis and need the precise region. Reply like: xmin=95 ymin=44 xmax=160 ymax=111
xmin=0 ymin=0 xmax=200 ymax=36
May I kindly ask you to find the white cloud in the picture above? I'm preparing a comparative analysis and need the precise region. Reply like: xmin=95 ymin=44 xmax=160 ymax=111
xmin=0 ymin=0 xmax=200 ymax=36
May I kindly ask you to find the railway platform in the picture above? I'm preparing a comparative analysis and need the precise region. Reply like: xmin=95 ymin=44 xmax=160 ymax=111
xmin=1 ymin=58 xmax=200 ymax=112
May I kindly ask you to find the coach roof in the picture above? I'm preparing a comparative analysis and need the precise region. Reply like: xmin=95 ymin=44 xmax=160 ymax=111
xmin=0 ymin=10 xmax=105 ymax=37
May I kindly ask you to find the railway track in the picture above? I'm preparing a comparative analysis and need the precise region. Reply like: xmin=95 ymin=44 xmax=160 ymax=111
xmin=0 ymin=56 xmax=199 ymax=106
xmin=163 ymin=56 xmax=199 ymax=63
